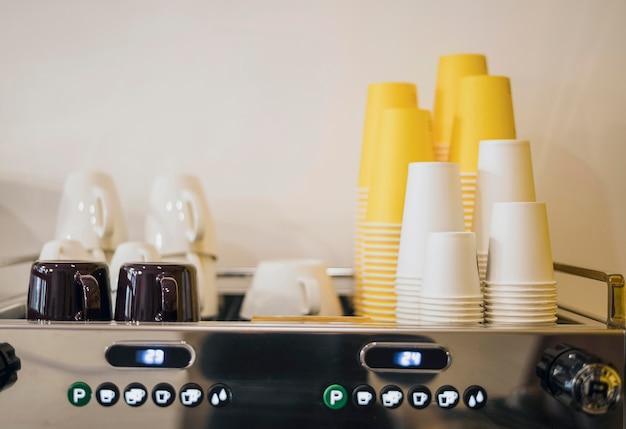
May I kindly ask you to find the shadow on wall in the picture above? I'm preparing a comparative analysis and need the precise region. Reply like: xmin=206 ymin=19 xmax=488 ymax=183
xmin=0 ymin=178 xmax=61 ymax=298
xmin=537 ymin=146 xmax=615 ymax=316
xmin=0 ymin=179 xmax=60 ymax=258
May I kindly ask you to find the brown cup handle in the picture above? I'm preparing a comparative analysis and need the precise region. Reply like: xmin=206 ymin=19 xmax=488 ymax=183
xmin=157 ymin=275 xmax=178 ymax=321
xmin=75 ymin=272 xmax=101 ymax=321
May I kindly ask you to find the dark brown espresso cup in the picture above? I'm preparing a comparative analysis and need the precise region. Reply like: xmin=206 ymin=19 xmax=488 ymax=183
xmin=27 ymin=261 xmax=112 ymax=321
xmin=114 ymin=263 xmax=200 ymax=323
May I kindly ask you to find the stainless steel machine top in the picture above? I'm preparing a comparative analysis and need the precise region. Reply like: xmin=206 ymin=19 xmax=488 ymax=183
xmin=0 ymin=309 xmax=624 ymax=429
xmin=0 ymin=262 xmax=624 ymax=428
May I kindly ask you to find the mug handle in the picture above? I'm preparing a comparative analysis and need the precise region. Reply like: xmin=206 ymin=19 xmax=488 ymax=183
xmin=76 ymin=273 xmax=101 ymax=321
xmin=182 ymin=190 xmax=204 ymax=243
xmin=297 ymin=277 xmax=320 ymax=316
xmin=157 ymin=274 xmax=178 ymax=321
xmin=92 ymin=187 xmax=114 ymax=239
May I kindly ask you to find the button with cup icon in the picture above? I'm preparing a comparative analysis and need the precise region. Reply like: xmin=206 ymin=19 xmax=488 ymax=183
xmin=435 ymin=385 xmax=459 ymax=409
xmin=179 ymin=383 xmax=204 ymax=407
xmin=408 ymin=385 xmax=431 ymax=409
xmin=352 ymin=385 xmax=376 ymax=408
xmin=96 ymin=382 xmax=119 ymax=407
xmin=380 ymin=385 xmax=404 ymax=409
xmin=152 ymin=383 xmax=176 ymax=407
xmin=123 ymin=383 xmax=148 ymax=407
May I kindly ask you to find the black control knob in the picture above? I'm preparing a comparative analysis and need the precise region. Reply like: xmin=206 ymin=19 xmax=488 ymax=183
xmin=536 ymin=343 xmax=622 ymax=415
xmin=0 ymin=342 xmax=21 ymax=393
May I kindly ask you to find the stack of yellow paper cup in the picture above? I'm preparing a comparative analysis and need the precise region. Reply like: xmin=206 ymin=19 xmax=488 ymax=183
xmin=357 ymin=107 xmax=434 ymax=322
xmin=432 ymin=54 xmax=488 ymax=162
xmin=354 ymin=82 xmax=418 ymax=316
xmin=448 ymin=75 xmax=517 ymax=231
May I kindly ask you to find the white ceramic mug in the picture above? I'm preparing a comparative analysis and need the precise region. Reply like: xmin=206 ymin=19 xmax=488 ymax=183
xmin=109 ymin=241 xmax=161 ymax=302
xmin=239 ymin=259 xmax=343 ymax=319
xmin=145 ymin=174 xmax=217 ymax=257
xmin=38 ymin=239 xmax=98 ymax=261
xmin=55 ymin=171 xmax=127 ymax=260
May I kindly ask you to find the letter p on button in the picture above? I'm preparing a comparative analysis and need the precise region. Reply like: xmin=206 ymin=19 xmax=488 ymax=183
xmin=68 ymin=381 xmax=92 ymax=407
xmin=323 ymin=384 xmax=348 ymax=410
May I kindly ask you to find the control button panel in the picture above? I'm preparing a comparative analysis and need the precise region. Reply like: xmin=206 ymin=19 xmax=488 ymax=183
xmin=67 ymin=381 xmax=234 ymax=408
xmin=323 ymin=384 xmax=487 ymax=411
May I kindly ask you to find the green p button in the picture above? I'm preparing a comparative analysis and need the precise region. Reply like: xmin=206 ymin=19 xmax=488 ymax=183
xmin=68 ymin=381 xmax=92 ymax=407
xmin=323 ymin=384 xmax=348 ymax=410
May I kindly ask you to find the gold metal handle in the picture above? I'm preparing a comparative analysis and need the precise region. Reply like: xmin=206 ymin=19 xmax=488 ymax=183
xmin=553 ymin=262 xmax=625 ymax=328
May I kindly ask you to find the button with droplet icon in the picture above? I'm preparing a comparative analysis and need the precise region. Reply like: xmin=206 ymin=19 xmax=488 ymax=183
xmin=208 ymin=383 xmax=232 ymax=408
xmin=463 ymin=385 xmax=487 ymax=410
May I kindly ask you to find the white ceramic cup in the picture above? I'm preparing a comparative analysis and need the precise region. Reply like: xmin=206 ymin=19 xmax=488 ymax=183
xmin=145 ymin=174 xmax=217 ymax=257
xmin=160 ymin=252 xmax=219 ymax=320
xmin=420 ymin=231 xmax=482 ymax=299
xmin=239 ymin=259 xmax=343 ymax=319
xmin=473 ymin=139 xmax=537 ymax=259
xmin=109 ymin=241 xmax=161 ymax=302
xmin=38 ymin=239 xmax=97 ymax=261
xmin=396 ymin=162 xmax=465 ymax=279
xmin=55 ymin=171 xmax=127 ymax=260
xmin=486 ymin=202 xmax=554 ymax=284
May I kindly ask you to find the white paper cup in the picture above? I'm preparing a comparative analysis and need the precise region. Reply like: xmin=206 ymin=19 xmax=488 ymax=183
xmin=484 ymin=316 xmax=557 ymax=324
xmin=420 ymin=231 xmax=481 ymax=299
xmin=486 ymin=202 xmax=554 ymax=284
xmin=396 ymin=162 xmax=465 ymax=278
xmin=473 ymin=139 xmax=537 ymax=257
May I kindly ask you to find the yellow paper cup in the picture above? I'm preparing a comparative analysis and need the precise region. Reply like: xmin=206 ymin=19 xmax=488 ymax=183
xmin=448 ymin=75 xmax=516 ymax=173
xmin=358 ymin=83 xmax=418 ymax=189
xmin=365 ymin=108 xmax=435 ymax=223
xmin=433 ymin=53 xmax=488 ymax=152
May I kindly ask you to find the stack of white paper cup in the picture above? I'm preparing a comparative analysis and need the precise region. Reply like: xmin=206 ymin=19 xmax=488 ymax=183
xmin=473 ymin=139 xmax=537 ymax=280
xmin=406 ymin=232 xmax=483 ymax=325
xmin=395 ymin=162 xmax=466 ymax=323
xmin=484 ymin=202 xmax=557 ymax=325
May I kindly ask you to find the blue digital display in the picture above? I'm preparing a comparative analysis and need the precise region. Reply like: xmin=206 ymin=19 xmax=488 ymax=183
xmin=393 ymin=351 xmax=423 ymax=368
xmin=136 ymin=349 xmax=165 ymax=365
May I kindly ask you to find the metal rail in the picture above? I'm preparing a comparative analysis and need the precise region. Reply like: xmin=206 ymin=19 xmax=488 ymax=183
xmin=2 ymin=255 xmax=624 ymax=328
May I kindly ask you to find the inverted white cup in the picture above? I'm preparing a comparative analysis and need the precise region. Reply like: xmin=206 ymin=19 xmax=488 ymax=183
xmin=486 ymin=202 xmax=554 ymax=284
xmin=420 ymin=231 xmax=482 ymax=299
xmin=38 ymin=239 xmax=96 ymax=261
xmin=239 ymin=259 xmax=342 ymax=319
xmin=396 ymin=162 xmax=465 ymax=278
xmin=55 ymin=171 xmax=127 ymax=259
xmin=159 ymin=251 xmax=219 ymax=319
xmin=473 ymin=140 xmax=537 ymax=259
xmin=145 ymin=174 xmax=217 ymax=257
xmin=110 ymin=241 xmax=161 ymax=302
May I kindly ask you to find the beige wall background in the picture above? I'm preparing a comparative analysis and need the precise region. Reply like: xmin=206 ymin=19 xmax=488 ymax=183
xmin=1 ymin=0 xmax=625 ymax=318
